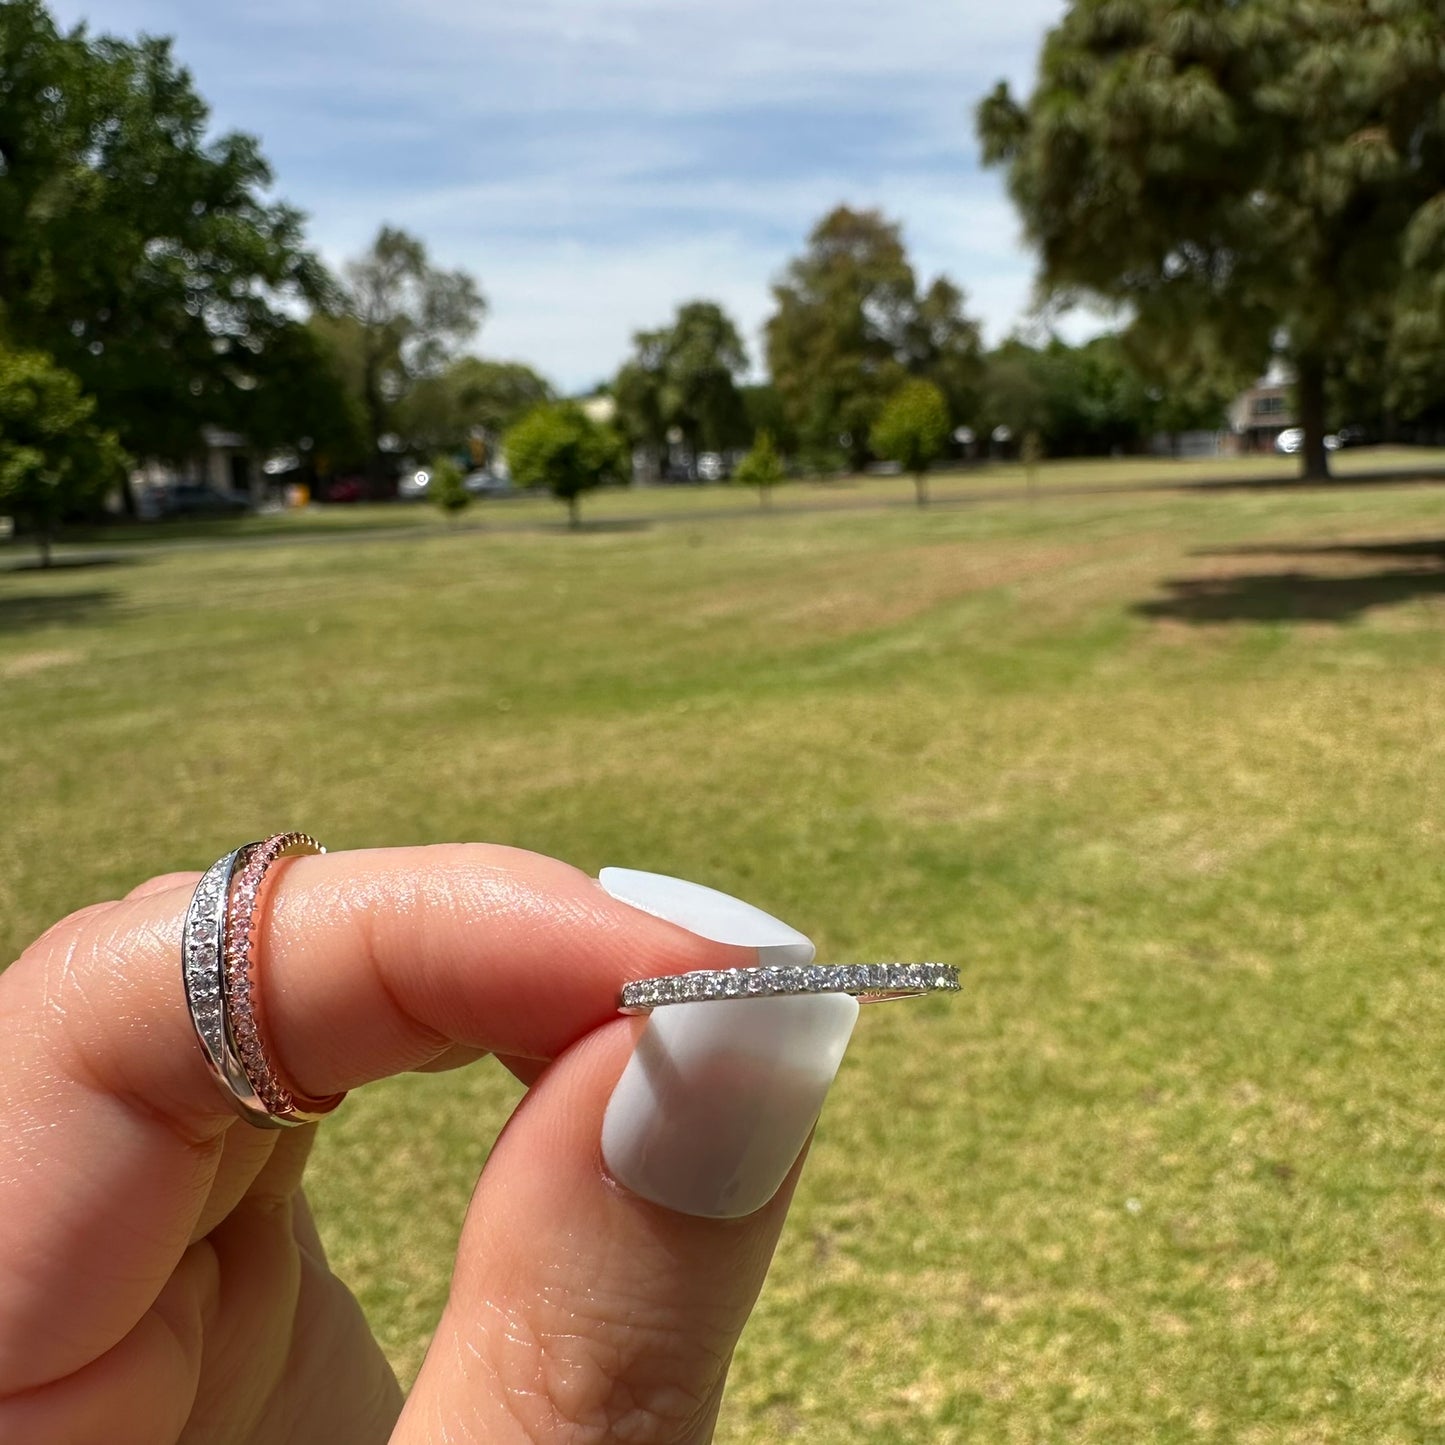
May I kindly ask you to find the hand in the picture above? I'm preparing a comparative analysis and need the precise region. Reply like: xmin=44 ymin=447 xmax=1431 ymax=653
xmin=0 ymin=845 xmax=857 ymax=1443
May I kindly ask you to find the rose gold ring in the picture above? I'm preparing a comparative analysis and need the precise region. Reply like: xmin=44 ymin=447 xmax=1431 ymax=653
xmin=182 ymin=833 xmax=346 ymax=1129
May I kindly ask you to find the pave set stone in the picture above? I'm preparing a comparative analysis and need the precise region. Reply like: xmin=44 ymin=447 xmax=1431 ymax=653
xmin=619 ymin=962 xmax=959 ymax=1012
xmin=222 ymin=837 xmax=303 ymax=1115
xmin=183 ymin=834 xmax=338 ymax=1128
xmin=183 ymin=857 xmax=232 ymax=1063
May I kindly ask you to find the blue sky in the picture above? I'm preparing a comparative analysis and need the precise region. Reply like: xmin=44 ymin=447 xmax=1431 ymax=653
xmin=59 ymin=0 xmax=1078 ymax=392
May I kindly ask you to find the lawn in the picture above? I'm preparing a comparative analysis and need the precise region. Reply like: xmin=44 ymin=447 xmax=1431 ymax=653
xmin=5 ymin=469 xmax=1445 ymax=1440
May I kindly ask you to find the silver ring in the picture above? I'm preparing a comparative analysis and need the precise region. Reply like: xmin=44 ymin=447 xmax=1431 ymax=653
xmin=182 ymin=835 xmax=342 ymax=1129
xmin=182 ymin=848 xmax=258 ymax=1114
xmin=619 ymin=963 xmax=959 ymax=1014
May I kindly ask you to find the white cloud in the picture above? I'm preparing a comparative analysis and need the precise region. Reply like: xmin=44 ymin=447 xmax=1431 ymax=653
xmin=52 ymin=0 xmax=1078 ymax=390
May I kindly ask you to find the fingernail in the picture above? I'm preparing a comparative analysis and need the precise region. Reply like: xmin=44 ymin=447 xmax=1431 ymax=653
xmin=597 ymin=867 xmax=853 ymax=1218
xmin=602 ymin=992 xmax=859 ymax=1218
xmin=597 ymin=867 xmax=816 ymax=966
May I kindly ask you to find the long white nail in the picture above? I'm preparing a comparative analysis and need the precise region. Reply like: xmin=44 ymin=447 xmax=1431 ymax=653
xmin=598 ymin=867 xmax=816 ymax=966
xmin=598 ymin=869 xmax=856 ymax=1218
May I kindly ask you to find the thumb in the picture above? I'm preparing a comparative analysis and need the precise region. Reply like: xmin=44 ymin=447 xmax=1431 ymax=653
xmin=395 ymin=872 xmax=857 ymax=1444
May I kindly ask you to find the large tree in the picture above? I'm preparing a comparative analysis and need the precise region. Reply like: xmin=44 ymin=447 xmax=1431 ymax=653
xmin=0 ymin=346 xmax=125 ymax=566
xmin=977 ymin=0 xmax=1445 ymax=480
xmin=0 ymin=1 xmax=333 ymax=482
xmin=397 ymin=357 xmax=554 ymax=460
xmin=764 ymin=206 xmax=983 ymax=471
xmin=318 ymin=226 xmax=485 ymax=477
xmin=612 ymin=302 xmax=750 ymax=473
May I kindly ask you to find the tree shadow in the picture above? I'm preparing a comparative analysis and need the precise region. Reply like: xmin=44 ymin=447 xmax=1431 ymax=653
xmin=1197 ymin=538 xmax=1445 ymax=562
xmin=1136 ymin=536 xmax=1445 ymax=625
xmin=0 ymin=589 xmax=116 ymax=634
xmin=1136 ymin=568 xmax=1445 ymax=624
xmin=0 ymin=551 xmax=139 ymax=574
xmin=557 ymin=518 xmax=654 ymax=534
xmin=1181 ymin=464 xmax=1445 ymax=493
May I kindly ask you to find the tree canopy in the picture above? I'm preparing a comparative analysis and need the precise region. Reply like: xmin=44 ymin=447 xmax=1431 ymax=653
xmin=397 ymin=357 xmax=554 ymax=460
xmin=504 ymin=403 xmax=627 ymax=528
xmin=733 ymin=430 xmax=784 ymax=508
xmin=0 ymin=345 xmax=125 ymax=564
xmin=317 ymin=226 xmax=486 ymax=474
xmin=977 ymin=0 xmax=1445 ymax=478
xmin=765 ymin=206 xmax=982 ymax=470
xmin=872 ymin=379 xmax=951 ymax=505
xmin=0 ymin=0 xmax=332 ymax=473
xmin=613 ymin=302 xmax=750 ymax=469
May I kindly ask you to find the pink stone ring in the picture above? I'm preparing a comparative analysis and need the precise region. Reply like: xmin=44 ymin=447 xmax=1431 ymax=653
xmin=182 ymin=833 xmax=346 ymax=1129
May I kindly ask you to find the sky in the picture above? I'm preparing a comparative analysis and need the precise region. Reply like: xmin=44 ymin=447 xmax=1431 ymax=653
xmin=57 ymin=0 xmax=1080 ymax=393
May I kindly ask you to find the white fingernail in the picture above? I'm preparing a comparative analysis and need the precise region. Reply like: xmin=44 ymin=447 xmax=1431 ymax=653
xmin=598 ymin=868 xmax=850 ymax=1217
xmin=597 ymin=867 xmax=815 ymax=965
xmin=602 ymin=992 xmax=858 ymax=1218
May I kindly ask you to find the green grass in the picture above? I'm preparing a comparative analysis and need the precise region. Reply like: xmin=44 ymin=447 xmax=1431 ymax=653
xmin=6 ymin=467 xmax=1445 ymax=1440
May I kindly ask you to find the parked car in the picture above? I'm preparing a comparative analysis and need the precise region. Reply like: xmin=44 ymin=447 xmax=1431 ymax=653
xmin=398 ymin=469 xmax=432 ymax=500
xmin=695 ymin=452 xmax=727 ymax=482
xmin=1274 ymin=428 xmax=1341 ymax=455
xmin=157 ymin=483 xmax=249 ymax=517
xmin=319 ymin=477 xmax=364 ymax=504
xmin=463 ymin=469 xmax=514 ymax=498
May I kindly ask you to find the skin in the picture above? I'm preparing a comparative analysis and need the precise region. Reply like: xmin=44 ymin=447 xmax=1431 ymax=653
xmin=0 ymin=844 xmax=805 ymax=1444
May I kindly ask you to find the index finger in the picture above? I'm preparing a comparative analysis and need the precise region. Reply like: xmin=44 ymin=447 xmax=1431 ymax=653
xmin=0 ymin=843 xmax=744 ymax=1395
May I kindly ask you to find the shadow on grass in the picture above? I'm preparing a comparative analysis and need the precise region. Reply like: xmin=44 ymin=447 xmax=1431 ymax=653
xmin=1132 ymin=534 xmax=1445 ymax=624
xmin=1182 ymin=464 xmax=1445 ymax=493
xmin=0 ymin=551 xmax=139 ymax=574
xmin=0 ymin=588 xmax=116 ymax=633
xmin=1137 ymin=569 xmax=1445 ymax=624
xmin=1197 ymin=538 xmax=1445 ymax=562
xmin=1137 ymin=536 xmax=1445 ymax=624
xmin=553 ymin=518 xmax=654 ymax=534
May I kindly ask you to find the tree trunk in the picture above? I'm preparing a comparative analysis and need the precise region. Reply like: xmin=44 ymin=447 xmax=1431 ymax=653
xmin=37 ymin=526 xmax=52 ymax=569
xmin=1296 ymin=355 xmax=1331 ymax=481
xmin=759 ymin=486 xmax=770 ymax=509
xmin=568 ymin=494 xmax=581 ymax=529
xmin=914 ymin=471 xmax=929 ymax=507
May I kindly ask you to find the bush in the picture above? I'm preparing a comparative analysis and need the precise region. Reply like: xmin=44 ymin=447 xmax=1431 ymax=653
xmin=430 ymin=456 xmax=470 ymax=516
xmin=734 ymin=431 xmax=785 ymax=507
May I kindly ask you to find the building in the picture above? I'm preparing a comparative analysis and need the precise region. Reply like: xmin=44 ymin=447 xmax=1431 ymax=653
xmin=1228 ymin=361 xmax=1295 ymax=453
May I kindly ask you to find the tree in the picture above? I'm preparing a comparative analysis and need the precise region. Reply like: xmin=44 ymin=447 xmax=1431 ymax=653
xmin=977 ymin=0 xmax=1445 ymax=480
xmin=872 ymin=380 xmax=951 ymax=506
xmin=504 ymin=403 xmax=627 ymax=528
xmin=0 ymin=347 xmax=125 ymax=566
xmin=765 ymin=206 xmax=982 ymax=470
xmin=321 ymin=227 xmax=485 ymax=477
xmin=733 ymin=430 xmax=784 ymax=509
xmin=429 ymin=455 xmax=469 ymax=518
xmin=612 ymin=302 xmax=750 ymax=473
xmin=398 ymin=357 xmax=553 ymax=460
xmin=0 ymin=1 xmax=333 ymax=491
xmin=233 ymin=321 xmax=368 ymax=477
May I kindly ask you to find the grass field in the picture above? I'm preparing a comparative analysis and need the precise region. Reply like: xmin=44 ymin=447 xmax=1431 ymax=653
xmin=6 ymin=460 xmax=1445 ymax=1440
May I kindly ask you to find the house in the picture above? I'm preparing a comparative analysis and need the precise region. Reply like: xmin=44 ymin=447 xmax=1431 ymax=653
xmin=1228 ymin=362 xmax=1296 ymax=453
xmin=130 ymin=426 xmax=260 ymax=514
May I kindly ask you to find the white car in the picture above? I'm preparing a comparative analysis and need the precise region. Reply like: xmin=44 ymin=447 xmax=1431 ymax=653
xmin=398 ymin=468 xmax=431 ymax=499
xmin=1274 ymin=428 xmax=1341 ymax=455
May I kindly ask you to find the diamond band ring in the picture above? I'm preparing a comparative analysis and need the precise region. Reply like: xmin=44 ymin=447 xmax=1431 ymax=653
xmin=182 ymin=834 xmax=346 ymax=1129
xmin=619 ymin=963 xmax=959 ymax=1013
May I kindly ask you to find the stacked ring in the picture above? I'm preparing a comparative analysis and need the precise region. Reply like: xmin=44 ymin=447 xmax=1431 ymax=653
xmin=619 ymin=962 xmax=959 ymax=1013
xmin=182 ymin=834 xmax=346 ymax=1129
